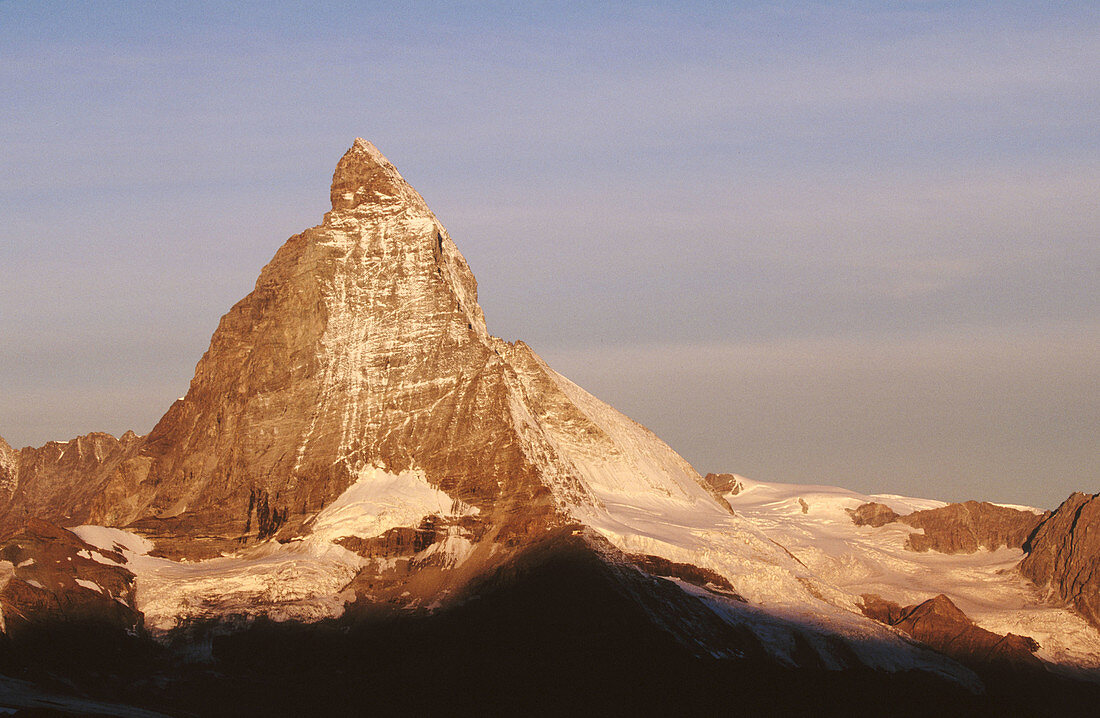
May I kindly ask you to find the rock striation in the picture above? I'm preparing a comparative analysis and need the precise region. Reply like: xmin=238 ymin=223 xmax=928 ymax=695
xmin=0 ymin=436 xmax=16 ymax=499
xmin=0 ymin=139 xmax=724 ymax=566
xmin=1020 ymin=492 xmax=1100 ymax=630
xmin=848 ymin=500 xmax=1046 ymax=554
xmin=0 ymin=432 xmax=142 ymax=539
xmin=3 ymin=140 xmax=1100 ymax=711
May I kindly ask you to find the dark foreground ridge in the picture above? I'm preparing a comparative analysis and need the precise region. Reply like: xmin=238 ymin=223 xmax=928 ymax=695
xmin=3 ymin=531 xmax=1100 ymax=717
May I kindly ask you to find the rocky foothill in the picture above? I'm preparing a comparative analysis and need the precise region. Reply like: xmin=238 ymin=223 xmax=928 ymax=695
xmin=849 ymin=499 xmax=1046 ymax=553
xmin=860 ymin=593 xmax=1042 ymax=669
xmin=851 ymin=494 xmax=1100 ymax=634
xmin=0 ymin=519 xmax=141 ymax=637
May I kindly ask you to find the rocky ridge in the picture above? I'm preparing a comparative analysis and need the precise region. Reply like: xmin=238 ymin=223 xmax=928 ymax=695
xmin=1020 ymin=493 xmax=1100 ymax=630
xmin=860 ymin=593 xmax=1042 ymax=669
xmin=848 ymin=499 xmax=1046 ymax=553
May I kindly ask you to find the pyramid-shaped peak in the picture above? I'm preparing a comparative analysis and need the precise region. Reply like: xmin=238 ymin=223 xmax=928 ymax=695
xmin=349 ymin=137 xmax=391 ymax=166
xmin=330 ymin=138 xmax=413 ymax=211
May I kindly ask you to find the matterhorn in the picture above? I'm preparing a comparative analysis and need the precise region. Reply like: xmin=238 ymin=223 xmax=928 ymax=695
xmin=2 ymin=140 xmax=1099 ymax=716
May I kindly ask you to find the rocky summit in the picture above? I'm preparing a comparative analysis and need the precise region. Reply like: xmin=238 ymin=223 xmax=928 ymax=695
xmin=2 ymin=141 xmax=1100 ymax=716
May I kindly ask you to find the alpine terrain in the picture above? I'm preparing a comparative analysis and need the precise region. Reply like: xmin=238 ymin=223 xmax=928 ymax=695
xmin=1 ymin=140 xmax=1098 ymax=716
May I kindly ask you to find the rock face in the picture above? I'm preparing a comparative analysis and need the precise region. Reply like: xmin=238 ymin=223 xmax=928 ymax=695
xmin=847 ymin=502 xmax=900 ymax=528
xmin=0 ymin=139 xmax=722 ymax=563
xmin=0 ymin=432 xmax=142 ymax=539
xmin=847 ymin=500 xmax=1046 ymax=554
xmin=0 ymin=437 xmax=16 ymax=499
xmin=1020 ymin=492 xmax=1100 ymax=630
xmin=624 ymin=552 xmax=746 ymax=601
xmin=703 ymin=473 xmax=744 ymax=496
xmin=5 ymin=140 xmax=1100 ymax=712
xmin=903 ymin=501 xmax=1047 ymax=553
xmin=0 ymin=519 xmax=142 ymax=636
xmin=860 ymin=593 xmax=1042 ymax=669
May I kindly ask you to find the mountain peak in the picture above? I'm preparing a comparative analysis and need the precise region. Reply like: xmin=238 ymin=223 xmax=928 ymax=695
xmin=349 ymin=137 xmax=391 ymax=168
xmin=329 ymin=138 xmax=410 ymax=211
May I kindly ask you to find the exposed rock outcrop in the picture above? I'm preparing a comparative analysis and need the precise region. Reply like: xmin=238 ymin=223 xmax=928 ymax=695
xmin=904 ymin=501 xmax=1047 ymax=553
xmin=860 ymin=593 xmax=1042 ymax=669
xmin=1019 ymin=492 xmax=1100 ymax=630
xmin=847 ymin=500 xmax=1046 ymax=554
xmin=847 ymin=501 xmax=900 ymax=528
xmin=0 ymin=436 xmax=16 ymax=499
xmin=625 ymin=553 xmax=746 ymax=601
xmin=0 ymin=432 xmax=142 ymax=539
xmin=0 ymin=518 xmax=142 ymax=636
xmin=703 ymin=473 xmax=744 ymax=496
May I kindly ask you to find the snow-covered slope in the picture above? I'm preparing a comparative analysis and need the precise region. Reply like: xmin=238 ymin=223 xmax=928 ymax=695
xmin=716 ymin=476 xmax=1100 ymax=670
xmin=72 ymin=468 xmax=478 ymax=633
xmin=7 ymin=140 xmax=1098 ymax=691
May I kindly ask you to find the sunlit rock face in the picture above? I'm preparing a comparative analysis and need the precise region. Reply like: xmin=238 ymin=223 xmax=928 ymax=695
xmin=1021 ymin=492 xmax=1100 ymax=630
xmin=859 ymin=593 xmax=1042 ymax=669
xmin=0 ymin=437 xmax=17 ymax=498
xmin=848 ymin=500 xmax=1046 ymax=553
xmin=84 ymin=137 xmax=564 ymax=552
xmin=0 ymin=432 xmax=141 ymax=535
xmin=8 ymin=140 xmax=1100 ymax=696
xmin=0 ymin=140 xmax=722 ymax=562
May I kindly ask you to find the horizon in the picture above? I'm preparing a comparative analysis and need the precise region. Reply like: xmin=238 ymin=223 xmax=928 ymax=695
xmin=2 ymin=2 xmax=1098 ymax=510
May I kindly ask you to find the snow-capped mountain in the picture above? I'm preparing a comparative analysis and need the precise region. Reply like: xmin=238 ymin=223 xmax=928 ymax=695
xmin=1 ymin=140 xmax=1098 ymax=715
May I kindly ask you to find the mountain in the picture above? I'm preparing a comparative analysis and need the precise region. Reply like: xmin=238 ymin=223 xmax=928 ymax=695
xmin=1021 ymin=493 xmax=1100 ymax=630
xmin=1 ymin=140 xmax=1099 ymax=715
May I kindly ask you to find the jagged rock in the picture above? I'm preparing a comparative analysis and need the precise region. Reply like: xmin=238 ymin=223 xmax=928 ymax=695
xmin=847 ymin=502 xmax=901 ymax=528
xmin=1019 ymin=492 xmax=1100 ymax=630
xmin=0 ymin=138 xmax=733 ymax=602
xmin=847 ymin=500 xmax=1045 ymax=554
xmin=625 ymin=553 xmax=746 ymax=600
xmin=860 ymin=593 xmax=1042 ymax=669
xmin=0 ymin=436 xmax=16 ymax=499
xmin=0 ymin=432 xmax=141 ymax=539
xmin=5 ymin=139 xmax=1100 ymax=713
xmin=701 ymin=473 xmax=743 ymax=515
xmin=859 ymin=593 xmax=908 ymax=625
xmin=0 ymin=140 xmax=726 ymax=560
xmin=0 ymin=518 xmax=141 ymax=636
xmin=703 ymin=473 xmax=744 ymax=495
xmin=903 ymin=501 xmax=1046 ymax=553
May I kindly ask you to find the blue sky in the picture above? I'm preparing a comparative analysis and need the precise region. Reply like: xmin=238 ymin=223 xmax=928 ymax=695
xmin=2 ymin=1 xmax=1097 ymax=508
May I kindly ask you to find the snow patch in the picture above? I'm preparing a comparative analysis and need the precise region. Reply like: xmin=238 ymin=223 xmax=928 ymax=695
xmin=72 ymin=525 xmax=155 ymax=557
xmin=73 ymin=467 xmax=474 ymax=634
xmin=75 ymin=578 xmax=103 ymax=593
xmin=308 ymin=466 xmax=476 ymax=544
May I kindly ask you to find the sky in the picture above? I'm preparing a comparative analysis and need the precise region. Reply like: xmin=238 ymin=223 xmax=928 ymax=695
xmin=1 ymin=1 xmax=1097 ymax=509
